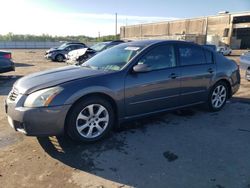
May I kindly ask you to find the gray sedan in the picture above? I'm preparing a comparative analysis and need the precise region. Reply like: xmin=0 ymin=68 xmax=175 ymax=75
xmin=5 ymin=40 xmax=240 ymax=142
xmin=240 ymin=51 xmax=250 ymax=81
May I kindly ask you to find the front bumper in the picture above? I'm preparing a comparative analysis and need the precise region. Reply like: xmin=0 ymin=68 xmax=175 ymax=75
xmin=45 ymin=53 xmax=53 ymax=60
xmin=66 ymin=58 xmax=78 ymax=65
xmin=5 ymin=97 xmax=71 ymax=136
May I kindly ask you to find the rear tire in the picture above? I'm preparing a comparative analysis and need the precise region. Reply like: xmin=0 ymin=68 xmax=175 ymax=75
xmin=66 ymin=97 xmax=114 ymax=143
xmin=207 ymin=81 xmax=229 ymax=112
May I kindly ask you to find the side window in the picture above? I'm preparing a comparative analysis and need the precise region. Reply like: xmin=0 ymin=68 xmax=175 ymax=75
xmin=204 ymin=50 xmax=214 ymax=64
xmin=178 ymin=45 xmax=206 ymax=66
xmin=76 ymin=45 xmax=85 ymax=49
xmin=71 ymin=45 xmax=77 ymax=50
xmin=65 ymin=47 xmax=71 ymax=51
xmin=138 ymin=45 xmax=176 ymax=70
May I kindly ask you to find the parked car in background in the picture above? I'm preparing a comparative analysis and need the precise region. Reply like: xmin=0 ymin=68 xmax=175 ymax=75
xmin=91 ymin=40 xmax=126 ymax=52
xmin=0 ymin=51 xmax=15 ymax=73
xmin=66 ymin=40 xmax=126 ymax=65
xmin=6 ymin=40 xmax=240 ymax=143
xmin=203 ymin=44 xmax=217 ymax=51
xmin=45 ymin=42 xmax=86 ymax=54
xmin=240 ymin=51 xmax=250 ymax=81
xmin=66 ymin=48 xmax=96 ymax=65
xmin=217 ymin=46 xmax=232 ymax=56
xmin=45 ymin=43 xmax=87 ymax=62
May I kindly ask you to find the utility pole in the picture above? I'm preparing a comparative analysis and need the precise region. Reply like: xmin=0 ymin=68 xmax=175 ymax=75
xmin=115 ymin=13 xmax=118 ymax=39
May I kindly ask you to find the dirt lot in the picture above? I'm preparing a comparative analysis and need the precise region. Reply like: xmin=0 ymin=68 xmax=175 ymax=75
xmin=0 ymin=50 xmax=250 ymax=188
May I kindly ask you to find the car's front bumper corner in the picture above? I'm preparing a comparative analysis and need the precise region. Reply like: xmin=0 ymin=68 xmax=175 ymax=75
xmin=6 ymin=101 xmax=71 ymax=136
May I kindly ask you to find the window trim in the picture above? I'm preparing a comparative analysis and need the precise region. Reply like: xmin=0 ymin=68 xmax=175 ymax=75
xmin=204 ymin=49 xmax=215 ymax=65
xmin=133 ymin=44 xmax=178 ymax=72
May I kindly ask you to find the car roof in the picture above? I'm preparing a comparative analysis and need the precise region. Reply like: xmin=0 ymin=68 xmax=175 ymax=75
xmin=65 ymin=42 xmax=84 ymax=44
xmin=125 ymin=40 xmax=197 ymax=48
xmin=64 ymin=43 xmax=85 ymax=47
xmin=99 ymin=40 xmax=125 ymax=44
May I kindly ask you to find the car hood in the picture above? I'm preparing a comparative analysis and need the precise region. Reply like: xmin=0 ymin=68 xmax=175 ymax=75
xmin=14 ymin=65 xmax=107 ymax=94
xmin=68 ymin=48 xmax=88 ymax=59
xmin=46 ymin=47 xmax=56 ymax=53
xmin=47 ymin=49 xmax=64 ymax=53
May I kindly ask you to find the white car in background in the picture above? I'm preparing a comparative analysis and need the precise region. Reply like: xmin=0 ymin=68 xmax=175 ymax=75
xmin=65 ymin=48 xmax=88 ymax=64
xmin=66 ymin=40 xmax=127 ymax=65
xmin=239 ymin=51 xmax=250 ymax=81
xmin=217 ymin=46 xmax=232 ymax=56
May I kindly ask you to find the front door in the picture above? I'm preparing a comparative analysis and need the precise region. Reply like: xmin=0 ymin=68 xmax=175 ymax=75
xmin=124 ymin=44 xmax=181 ymax=117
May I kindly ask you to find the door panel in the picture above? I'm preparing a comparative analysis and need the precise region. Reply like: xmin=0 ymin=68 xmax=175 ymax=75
xmin=124 ymin=44 xmax=181 ymax=117
xmin=180 ymin=64 xmax=216 ymax=105
xmin=177 ymin=44 xmax=216 ymax=105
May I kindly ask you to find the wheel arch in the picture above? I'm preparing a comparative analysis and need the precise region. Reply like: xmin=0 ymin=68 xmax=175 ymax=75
xmin=64 ymin=92 xmax=119 ymax=132
xmin=212 ymin=78 xmax=232 ymax=99
xmin=55 ymin=53 xmax=65 ymax=61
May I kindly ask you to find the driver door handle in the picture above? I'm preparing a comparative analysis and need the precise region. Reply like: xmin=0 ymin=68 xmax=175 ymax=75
xmin=169 ymin=73 xmax=178 ymax=79
xmin=207 ymin=68 xmax=214 ymax=74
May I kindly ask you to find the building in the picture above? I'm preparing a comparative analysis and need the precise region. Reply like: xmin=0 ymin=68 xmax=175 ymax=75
xmin=120 ymin=11 xmax=250 ymax=49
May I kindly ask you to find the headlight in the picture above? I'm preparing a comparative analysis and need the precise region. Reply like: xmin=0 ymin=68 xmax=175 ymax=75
xmin=24 ymin=87 xmax=63 ymax=108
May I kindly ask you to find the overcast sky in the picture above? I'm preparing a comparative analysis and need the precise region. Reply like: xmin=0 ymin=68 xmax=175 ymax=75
xmin=0 ymin=0 xmax=249 ymax=37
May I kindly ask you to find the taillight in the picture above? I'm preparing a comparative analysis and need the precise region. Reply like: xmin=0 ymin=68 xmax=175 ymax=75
xmin=3 ymin=53 xmax=11 ymax=59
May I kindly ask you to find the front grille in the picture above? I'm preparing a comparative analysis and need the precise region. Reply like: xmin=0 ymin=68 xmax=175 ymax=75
xmin=8 ymin=88 xmax=19 ymax=102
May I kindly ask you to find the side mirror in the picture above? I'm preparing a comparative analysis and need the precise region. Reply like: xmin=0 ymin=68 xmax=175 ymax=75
xmin=133 ymin=63 xmax=151 ymax=73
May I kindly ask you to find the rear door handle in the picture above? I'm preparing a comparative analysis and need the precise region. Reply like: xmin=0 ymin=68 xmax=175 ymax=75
xmin=207 ymin=68 xmax=214 ymax=74
xmin=169 ymin=73 xmax=178 ymax=79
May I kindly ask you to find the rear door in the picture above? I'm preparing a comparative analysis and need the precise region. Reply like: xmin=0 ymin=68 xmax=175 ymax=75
xmin=177 ymin=43 xmax=216 ymax=105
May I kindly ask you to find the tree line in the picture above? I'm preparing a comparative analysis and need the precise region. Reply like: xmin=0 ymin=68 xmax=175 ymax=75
xmin=0 ymin=33 xmax=119 ymax=42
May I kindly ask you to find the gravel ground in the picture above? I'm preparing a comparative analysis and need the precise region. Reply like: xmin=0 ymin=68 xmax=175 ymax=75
xmin=0 ymin=50 xmax=250 ymax=188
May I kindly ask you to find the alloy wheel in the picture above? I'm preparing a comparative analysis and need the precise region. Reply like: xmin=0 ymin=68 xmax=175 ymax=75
xmin=76 ymin=104 xmax=109 ymax=138
xmin=211 ymin=85 xmax=227 ymax=109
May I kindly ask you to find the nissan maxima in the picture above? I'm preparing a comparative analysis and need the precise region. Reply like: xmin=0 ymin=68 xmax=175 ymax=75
xmin=5 ymin=40 xmax=240 ymax=142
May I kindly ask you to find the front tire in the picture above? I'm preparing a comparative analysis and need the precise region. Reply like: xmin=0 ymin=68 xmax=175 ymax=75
xmin=207 ymin=81 xmax=228 ymax=112
xmin=66 ymin=97 xmax=114 ymax=143
xmin=55 ymin=54 xmax=64 ymax=62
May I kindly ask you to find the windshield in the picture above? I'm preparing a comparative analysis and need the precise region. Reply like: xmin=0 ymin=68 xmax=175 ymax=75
xmin=82 ymin=44 xmax=143 ymax=71
xmin=91 ymin=42 xmax=109 ymax=52
xmin=58 ymin=43 xmax=68 ymax=49
xmin=58 ymin=44 xmax=69 ymax=50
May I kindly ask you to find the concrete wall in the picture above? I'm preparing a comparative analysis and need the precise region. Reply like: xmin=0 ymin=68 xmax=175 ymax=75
xmin=120 ymin=18 xmax=207 ymax=43
xmin=120 ymin=12 xmax=250 ymax=48
xmin=0 ymin=41 xmax=96 ymax=49
xmin=0 ymin=41 xmax=62 ymax=49
xmin=207 ymin=15 xmax=230 ymax=36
